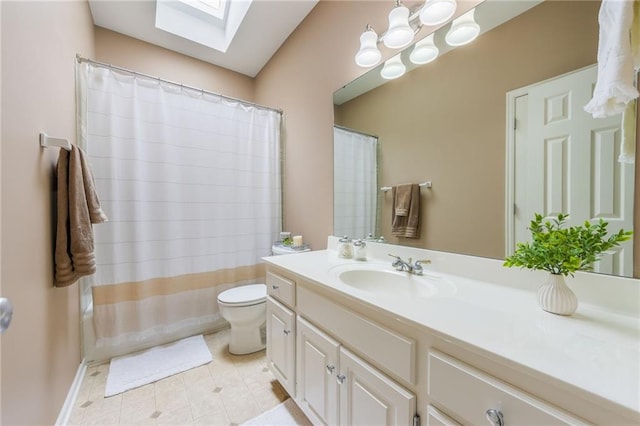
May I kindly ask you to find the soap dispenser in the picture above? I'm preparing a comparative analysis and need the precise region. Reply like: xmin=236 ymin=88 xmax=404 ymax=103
xmin=338 ymin=236 xmax=353 ymax=259
xmin=353 ymin=239 xmax=367 ymax=261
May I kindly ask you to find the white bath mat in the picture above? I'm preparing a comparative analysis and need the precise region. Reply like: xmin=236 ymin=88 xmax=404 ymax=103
xmin=104 ymin=334 xmax=212 ymax=397
xmin=241 ymin=399 xmax=311 ymax=426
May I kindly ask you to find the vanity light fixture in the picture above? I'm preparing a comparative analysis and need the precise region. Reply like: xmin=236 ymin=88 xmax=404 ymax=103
xmin=410 ymin=33 xmax=439 ymax=65
xmin=445 ymin=7 xmax=480 ymax=46
xmin=353 ymin=0 xmax=467 ymax=68
xmin=380 ymin=54 xmax=406 ymax=80
xmin=419 ymin=0 xmax=457 ymax=26
xmin=355 ymin=25 xmax=383 ymax=67
xmin=383 ymin=0 xmax=414 ymax=49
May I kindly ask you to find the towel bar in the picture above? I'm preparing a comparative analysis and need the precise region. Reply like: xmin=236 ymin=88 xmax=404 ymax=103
xmin=380 ymin=181 xmax=432 ymax=192
xmin=40 ymin=132 xmax=72 ymax=151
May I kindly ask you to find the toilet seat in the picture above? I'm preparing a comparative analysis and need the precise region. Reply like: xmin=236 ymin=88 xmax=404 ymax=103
xmin=217 ymin=284 xmax=266 ymax=307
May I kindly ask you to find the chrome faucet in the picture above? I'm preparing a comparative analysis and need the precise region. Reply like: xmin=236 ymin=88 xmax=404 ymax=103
xmin=412 ymin=258 xmax=431 ymax=275
xmin=388 ymin=254 xmax=431 ymax=275
xmin=389 ymin=254 xmax=412 ymax=272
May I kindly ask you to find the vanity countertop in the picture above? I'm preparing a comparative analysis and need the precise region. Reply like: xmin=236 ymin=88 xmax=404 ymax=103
xmin=263 ymin=247 xmax=640 ymax=417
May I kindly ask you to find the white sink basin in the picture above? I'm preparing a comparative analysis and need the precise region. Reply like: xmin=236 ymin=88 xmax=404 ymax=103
xmin=330 ymin=263 xmax=456 ymax=298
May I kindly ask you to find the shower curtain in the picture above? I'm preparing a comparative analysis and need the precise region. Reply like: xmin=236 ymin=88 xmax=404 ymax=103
xmin=333 ymin=126 xmax=378 ymax=239
xmin=77 ymin=61 xmax=281 ymax=349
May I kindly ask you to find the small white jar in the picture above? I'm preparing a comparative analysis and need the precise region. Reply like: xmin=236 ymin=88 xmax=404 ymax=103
xmin=353 ymin=239 xmax=367 ymax=261
xmin=338 ymin=236 xmax=353 ymax=259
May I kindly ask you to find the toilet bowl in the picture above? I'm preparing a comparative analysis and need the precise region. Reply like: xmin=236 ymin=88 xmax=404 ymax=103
xmin=217 ymin=284 xmax=267 ymax=355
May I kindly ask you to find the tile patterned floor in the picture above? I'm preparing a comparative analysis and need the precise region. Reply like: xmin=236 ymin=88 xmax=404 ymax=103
xmin=68 ymin=330 xmax=291 ymax=425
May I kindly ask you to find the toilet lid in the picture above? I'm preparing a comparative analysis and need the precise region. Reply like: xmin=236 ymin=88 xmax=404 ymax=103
xmin=218 ymin=284 xmax=267 ymax=305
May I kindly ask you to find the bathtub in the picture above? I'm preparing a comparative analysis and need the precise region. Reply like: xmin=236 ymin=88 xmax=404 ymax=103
xmin=81 ymin=301 xmax=228 ymax=365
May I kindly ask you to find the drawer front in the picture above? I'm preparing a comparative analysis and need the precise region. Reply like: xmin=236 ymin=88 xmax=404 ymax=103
xmin=427 ymin=350 xmax=587 ymax=426
xmin=266 ymin=271 xmax=296 ymax=307
xmin=298 ymin=285 xmax=415 ymax=384
xmin=426 ymin=405 xmax=461 ymax=426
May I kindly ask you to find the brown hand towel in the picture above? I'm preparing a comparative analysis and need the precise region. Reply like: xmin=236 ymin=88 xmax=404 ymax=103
xmin=394 ymin=183 xmax=412 ymax=216
xmin=55 ymin=146 xmax=108 ymax=287
xmin=391 ymin=184 xmax=421 ymax=238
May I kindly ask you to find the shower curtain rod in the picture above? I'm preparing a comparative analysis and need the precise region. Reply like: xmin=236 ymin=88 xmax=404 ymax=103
xmin=333 ymin=124 xmax=378 ymax=140
xmin=76 ymin=55 xmax=283 ymax=115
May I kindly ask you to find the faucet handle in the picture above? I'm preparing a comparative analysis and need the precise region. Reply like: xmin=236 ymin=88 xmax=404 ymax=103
xmin=388 ymin=254 xmax=403 ymax=269
xmin=413 ymin=259 xmax=431 ymax=275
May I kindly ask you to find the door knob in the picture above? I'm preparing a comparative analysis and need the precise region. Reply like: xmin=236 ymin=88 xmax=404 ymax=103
xmin=0 ymin=297 xmax=13 ymax=333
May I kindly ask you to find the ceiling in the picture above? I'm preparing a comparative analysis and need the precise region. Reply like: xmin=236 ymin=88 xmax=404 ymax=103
xmin=88 ymin=0 xmax=319 ymax=78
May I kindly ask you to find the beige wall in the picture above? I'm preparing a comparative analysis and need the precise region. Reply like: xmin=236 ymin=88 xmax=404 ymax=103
xmin=0 ymin=1 xmax=95 ymax=424
xmin=94 ymin=27 xmax=255 ymax=103
xmin=254 ymin=0 xmax=480 ymax=250
xmin=334 ymin=1 xmax=599 ymax=258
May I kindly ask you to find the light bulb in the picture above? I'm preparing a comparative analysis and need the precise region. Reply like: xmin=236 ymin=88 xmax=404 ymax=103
xmin=410 ymin=33 xmax=439 ymax=64
xmin=380 ymin=55 xmax=406 ymax=80
xmin=445 ymin=8 xmax=480 ymax=46
xmin=384 ymin=3 xmax=414 ymax=49
xmin=355 ymin=26 xmax=382 ymax=68
xmin=419 ymin=0 xmax=457 ymax=26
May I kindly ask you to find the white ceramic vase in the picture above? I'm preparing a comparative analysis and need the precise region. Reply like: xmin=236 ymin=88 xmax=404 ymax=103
xmin=537 ymin=273 xmax=578 ymax=316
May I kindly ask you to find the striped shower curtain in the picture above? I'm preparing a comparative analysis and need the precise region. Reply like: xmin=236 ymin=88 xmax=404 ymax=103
xmin=77 ymin=61 xmax=281 ymax=349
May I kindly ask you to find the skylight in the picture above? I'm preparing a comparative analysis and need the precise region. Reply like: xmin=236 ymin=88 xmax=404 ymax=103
xmin=155 ymin=0 xmax=250 ymax=53
xmin=178 ymin=0 xmax=227 ymax=20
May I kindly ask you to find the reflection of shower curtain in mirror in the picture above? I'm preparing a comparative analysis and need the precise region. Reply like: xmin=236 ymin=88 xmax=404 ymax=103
xmin=333 ymin=126 xmax=378 ymax=239
xmin=77 ymin=61 xmax=281 ymax=350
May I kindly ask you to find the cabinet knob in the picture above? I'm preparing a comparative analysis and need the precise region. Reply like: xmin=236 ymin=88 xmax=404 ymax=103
xmin=326 ymin=364 xmax=335 ymax=375
xmin=283 ymin=329 xmax=291 ymax=335
xmin=272 ymin=285 xmax=280 ymax=290
xmin=485 ymin=409 xmax=504 ymax=426
xmin=336 ymin=374 xmax=346 ymax=385
xmin=0 ymin=297 xmax=13 ymax=334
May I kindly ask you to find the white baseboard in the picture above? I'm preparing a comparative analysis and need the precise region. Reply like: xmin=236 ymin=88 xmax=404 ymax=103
xmin=55 ymin=360 xmax=87 ymax=426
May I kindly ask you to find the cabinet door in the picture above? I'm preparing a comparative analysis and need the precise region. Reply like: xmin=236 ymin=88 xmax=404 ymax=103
xmin=338 ymin=347 xmax=416 ymax=426
xmin=296 ymin=317 xmax=340 ymax=426
xmin=266 ymin=296 xmax=296 ymax=396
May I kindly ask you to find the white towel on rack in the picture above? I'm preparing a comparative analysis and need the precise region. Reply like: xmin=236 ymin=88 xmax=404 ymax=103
xmin=584 ymin=0 xmax=639 ymax=118
xmin=619 ymin=99 xmax=637 ymax=163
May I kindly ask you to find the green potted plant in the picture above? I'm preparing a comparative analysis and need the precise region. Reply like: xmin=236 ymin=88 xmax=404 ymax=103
xmin=504 ymin=213 xmax=632 ymax=315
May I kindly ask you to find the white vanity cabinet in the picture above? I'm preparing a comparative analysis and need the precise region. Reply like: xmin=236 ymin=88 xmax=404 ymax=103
xmin=266 ymin=270 xmax=297 ymax=396
xmin=338 ymin=346 xmax=416 ymax=425
xmin=296 ymin=317 xmax=340 ymax=425
xmin=263 ymin=244 xmax=640 ymax=426
xmin=296 ymin=316 xmax=416 ymax=426
xmin=427 ymin=350 xmax=588 ymax=425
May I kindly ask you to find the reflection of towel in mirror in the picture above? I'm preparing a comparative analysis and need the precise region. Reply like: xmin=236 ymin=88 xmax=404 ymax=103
xmin=620 ymin=99 xmax=637 ymax=163
xmin=392 ymin=184 xmax=420 ymax=238
xmin=584 ymin=0 xmax=639 ymax=117
xmin=55 ymin=146 xmax=108 ymax=287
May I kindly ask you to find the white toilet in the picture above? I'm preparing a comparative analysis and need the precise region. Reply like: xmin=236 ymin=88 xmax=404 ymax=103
xmin=217 ymin=284 xmax=267 ymax=355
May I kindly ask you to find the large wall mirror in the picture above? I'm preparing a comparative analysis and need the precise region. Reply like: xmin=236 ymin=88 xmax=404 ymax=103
xmin=333 ymin=0 xmax=638 ymax=277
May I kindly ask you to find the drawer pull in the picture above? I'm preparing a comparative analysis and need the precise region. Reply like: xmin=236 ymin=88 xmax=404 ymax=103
xmin=485 ymin=409 xmax=504 ymax=426
xmin=326 ymin=364 xmax=335 ymax=375
xmin=283 ymin=329 xmax=291 ymax=335
xmin=336 ymin=374 xmax=346 ymax=385
xmin=272 ymin=285 xmax=280 ymax=290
